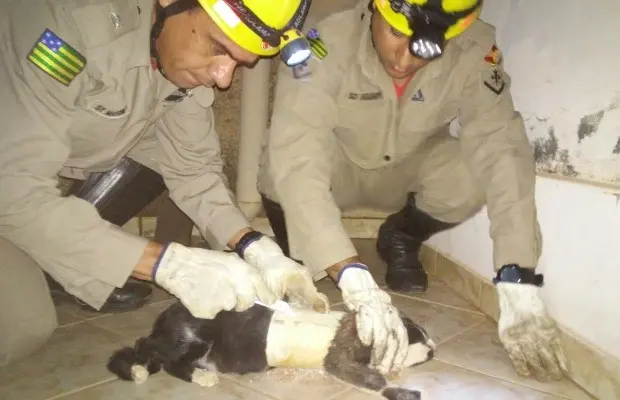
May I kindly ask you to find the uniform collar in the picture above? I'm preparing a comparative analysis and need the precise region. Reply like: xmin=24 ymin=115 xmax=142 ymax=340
xmin=127 ymin=0 xmax=155 ymax=69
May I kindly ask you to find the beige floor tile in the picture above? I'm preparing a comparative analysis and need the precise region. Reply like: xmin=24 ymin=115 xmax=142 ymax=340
xmin=228 ymin=368 xmax=350 ymax=400
xmin=352 ymin=240 xmax=480 ymax=313
xmin=58 ymin=374 xmax=274 ymax=400
xmin=333 ymin=294 xmax=485 ymax=346
xmin=0 ymin=322 xmax=125 ymax=400
xmin=334 ymin=360 xmax=571 ymax=400
xmin=390 ymin=279 xmax=481 ymax=313
xmin=435 ymin=321 xmax=593 ymax=399
xmin=388 ymin=295 xmax=485 ymax=345
xmin=314 ymin=277 xmax=344 ymax=307
xmin=148 ymin=285 xmax=174 ymax=304
xmin=88 ymin=301 xmax=175 ymax=340
xmin=56 ymin=307 xmax=84 ymax=326
xmin=354 ymin=238 xmax=388 ymax=287
xmin=51 ymin=282 xmax=173 ymax=322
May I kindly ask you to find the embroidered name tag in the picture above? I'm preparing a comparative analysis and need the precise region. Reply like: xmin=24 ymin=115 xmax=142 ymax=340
xmin=164 ymin=88 xmax=191 ymax=103
xmin=90 ymin=104 xmax=127 ymax=118
xmin=348 ymin=91 xmax=383 ymax=100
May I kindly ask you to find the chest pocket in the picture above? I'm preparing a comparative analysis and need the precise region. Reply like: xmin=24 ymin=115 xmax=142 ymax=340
xmin=69 ymin=82 xmax=132 ymax=156
xmin=70 ymin=0 xmax=141 ymax=48
xmin=335 ymin=94 xmax=390 ymax=142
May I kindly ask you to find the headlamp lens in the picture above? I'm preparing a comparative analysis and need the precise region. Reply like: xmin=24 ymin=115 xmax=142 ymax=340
xmin=408 ymin=16 xmax=446 ymax=60
xmin=281 ymin=39 xmax=312 ymax=66
xmin=279 ymin=29 xmax=312 ymax=67
xmin=410 ymin=38 xmax=443 ymax=60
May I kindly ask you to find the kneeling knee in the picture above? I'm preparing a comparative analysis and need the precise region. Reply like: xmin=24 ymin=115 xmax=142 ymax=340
xmin=0 ymin=305 xmax=58 ymax=367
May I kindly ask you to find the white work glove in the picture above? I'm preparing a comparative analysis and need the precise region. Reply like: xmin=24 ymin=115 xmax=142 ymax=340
xmin=153 ymin=242 xmax=277 ymax=319
xmin=338 ymin=264 xmax=409 ymax=375
xmin=242 ymin=235 xmax=329 ymax=313
xmin=496 ymin=282 xmax=569 ymax=381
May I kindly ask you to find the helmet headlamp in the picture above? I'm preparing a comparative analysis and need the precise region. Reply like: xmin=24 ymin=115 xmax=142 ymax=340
xmin=220 ymin=0 xmax=313 ymax=67
xmin=389 ymin=0 xmax=482 ymax=61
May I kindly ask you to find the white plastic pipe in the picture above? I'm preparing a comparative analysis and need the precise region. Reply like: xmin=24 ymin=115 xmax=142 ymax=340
xmin=234 ymin=0 xmax=364 ymax=224
xmin=235 ymin=58 xmax=273 ymax=221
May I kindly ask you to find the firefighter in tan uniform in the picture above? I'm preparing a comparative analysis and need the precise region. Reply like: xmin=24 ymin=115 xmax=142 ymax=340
xmin=258 ymin=0 xmax=570 ymax=381
xmin=0 ymin=0 xmax=329 ymax=367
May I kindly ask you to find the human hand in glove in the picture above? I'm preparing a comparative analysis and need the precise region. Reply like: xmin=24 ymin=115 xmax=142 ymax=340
xmin=496 ymin=280 xmax=569 ymax=381
xmin=153 ymin=242 xmax=277 ymax=319
xmin=239 ymin=232 xmax=329 ymax=313
xmin=338 ymin=263 xmax=409 ymax=375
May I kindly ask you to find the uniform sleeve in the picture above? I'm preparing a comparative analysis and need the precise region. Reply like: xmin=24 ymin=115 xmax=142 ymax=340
xmin=266 ymin=51 xmax=358 ymax=272
xmin=153 ymin=89 xmax=250 ymax=249
xmin=457 ymin=51 xmax=540 ymax=270
xmin=0 ymin=10 xmax=149 ymax=289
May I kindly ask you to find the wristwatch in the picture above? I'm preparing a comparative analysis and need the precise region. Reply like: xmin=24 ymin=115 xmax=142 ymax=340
xmin=493 ymin=264 xmax=544 ymax=287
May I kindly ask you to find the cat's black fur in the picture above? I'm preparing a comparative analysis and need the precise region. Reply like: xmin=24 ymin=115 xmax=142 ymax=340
xmin=107 ymin=301 xmax=433 ymax=400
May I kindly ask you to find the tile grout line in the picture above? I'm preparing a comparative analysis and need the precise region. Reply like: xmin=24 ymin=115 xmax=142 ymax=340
xmin=387 ymin=291 xmax=487 ymax=316
xmin=434 ymin=320 xmax=488 ymax=346
xmin=326 ymin=386 xmax=357 ymax=399
xmin=80 ymin=320 xmax=138 ymax=347
xmin=44 ymin=377 xmax=118 ymax=400
xmin=218 ymin=374 xmax=284 ymax=400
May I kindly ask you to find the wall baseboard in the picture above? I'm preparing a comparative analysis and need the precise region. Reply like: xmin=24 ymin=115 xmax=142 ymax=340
xmin=423 ymin=246 xmax=620 ymax=400
xmin=123 ymin=215 xmax=619 ymax=400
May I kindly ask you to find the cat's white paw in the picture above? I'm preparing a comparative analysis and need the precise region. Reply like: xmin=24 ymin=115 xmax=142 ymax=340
xmin=191 ymin=369 xmax=219 ymax=387
xmin=130 ymin=365 xmax=149 ymax=384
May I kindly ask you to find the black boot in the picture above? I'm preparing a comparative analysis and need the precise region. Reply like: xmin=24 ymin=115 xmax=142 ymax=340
xmin=49 ymin=157 xmax=168 ymax=313
xmin=377 ymin=192 xmax=457 ymax=293
xmin=260 ymin=194 xmax=303 ymax=263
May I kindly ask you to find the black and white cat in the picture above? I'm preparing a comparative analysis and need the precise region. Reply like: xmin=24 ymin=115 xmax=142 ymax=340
xmin=107 ymin=299 xmax=435 ymax=400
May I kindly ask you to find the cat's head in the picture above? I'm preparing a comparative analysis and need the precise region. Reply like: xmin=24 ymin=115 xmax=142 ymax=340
xmin=401 ymin=315 xmax=436 ymax=368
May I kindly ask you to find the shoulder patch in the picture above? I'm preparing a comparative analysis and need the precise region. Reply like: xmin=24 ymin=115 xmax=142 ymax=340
xmin=484 ymin=44 xmax=503 ymax=66
xmin=482 ymin=68 xmax=506 ymax=95
xmin=306 ymin=28 xmax=328 ymax=60
xmin=27 ymin=29 xmax=86 ymax=86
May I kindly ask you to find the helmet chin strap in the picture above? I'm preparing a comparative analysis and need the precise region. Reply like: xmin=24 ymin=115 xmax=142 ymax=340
xmin=150 ymin=0 xmax=197 ymax=79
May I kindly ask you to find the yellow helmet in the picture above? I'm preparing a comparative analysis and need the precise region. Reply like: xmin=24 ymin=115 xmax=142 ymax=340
xmin=374 ymin=0 xmax=482 ymax=40
xmin=198 ymin=0 xmax=313 ymax=65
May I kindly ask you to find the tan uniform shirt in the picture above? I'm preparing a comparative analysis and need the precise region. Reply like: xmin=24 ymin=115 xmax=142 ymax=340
xmin=264 ymin=4 xmax=539 ymax=273
xmin=0 ymin=0 xmax=248 ymax=308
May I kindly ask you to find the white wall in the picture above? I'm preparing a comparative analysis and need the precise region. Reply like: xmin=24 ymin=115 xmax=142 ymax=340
xmin=431 ymin=1 xmax=620 ymax=360
xmin=480 ymin=0 xmax=620 ymax=186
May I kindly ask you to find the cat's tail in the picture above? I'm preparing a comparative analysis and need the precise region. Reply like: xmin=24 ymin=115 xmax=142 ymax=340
xmin=107 ymin=336 xmax=162 ymax=384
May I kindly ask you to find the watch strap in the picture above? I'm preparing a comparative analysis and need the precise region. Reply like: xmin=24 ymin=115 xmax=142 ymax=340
xmin=234 ymin=230 xmax=264 ymax=260
xmin=493 ymin=264 xmax=544 ymax=287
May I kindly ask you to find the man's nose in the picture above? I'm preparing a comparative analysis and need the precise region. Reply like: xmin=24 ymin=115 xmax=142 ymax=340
xmin=211 ymin=56 xmax=237 ymax=89
xmin=395 ymin=44 xmax=414 ymax=68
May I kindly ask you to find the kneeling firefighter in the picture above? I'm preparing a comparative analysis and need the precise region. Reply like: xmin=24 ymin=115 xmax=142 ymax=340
xmin=258 ymin=0 xmax=570 ymax=382
xmin=0 ymin=0 xmax=327 ymax=368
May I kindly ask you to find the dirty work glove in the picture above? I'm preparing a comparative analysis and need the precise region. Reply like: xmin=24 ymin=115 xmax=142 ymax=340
xmin=338 ymin=263 xmax=409 ymax=375
xmin=239 ymin=232 xmax=329 ymax=313
xmin=153 ymin=242 xmax=277 ymax=319
xmin=496 ymin=282 xmax=569 ymax=381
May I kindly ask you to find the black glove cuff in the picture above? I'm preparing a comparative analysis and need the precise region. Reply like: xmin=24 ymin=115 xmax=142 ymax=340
xmin=234 ymin=230 xmax=264 ymax=260
xmin=336 ymin=262 xmax=369 ymax=284
xmin=493 ymin=264 xmax=544 ymax=287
